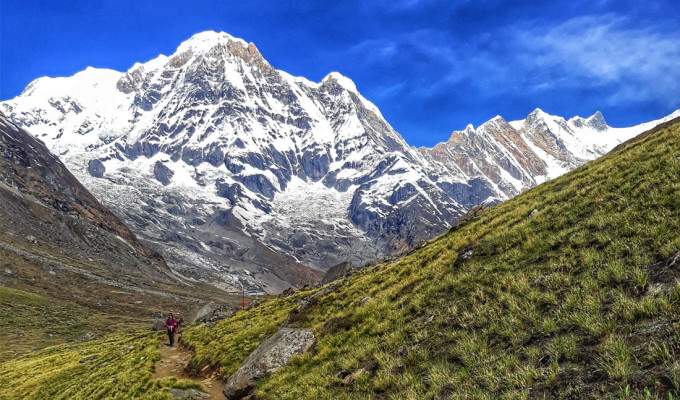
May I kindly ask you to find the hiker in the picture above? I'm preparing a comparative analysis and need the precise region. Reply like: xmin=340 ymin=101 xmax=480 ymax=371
xmin=164 ymin=313 xmax=178 ymax=347
xmin=177 ymin=316 xmax=184 ymax=332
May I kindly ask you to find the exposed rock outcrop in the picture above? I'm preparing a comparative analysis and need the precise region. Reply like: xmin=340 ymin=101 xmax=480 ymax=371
xmin=223 ymin=328 xmax=315 ymax=399
xmin=151 ymin=319 xmax=165 ymax=331
xmin=191 ymin=301 xmax=234 ymax=325
xmin=450 ymin=203 xmax=492 ymax=232
xmin=87 ymin=159 xmax=105 ymax=178
xmin=154 ymin=161 xmax=174 ymax=186
xmin=169 ymin=388 xmax=210 ymax=399
xmin=321 ymin=261 xmax=355 ymax=284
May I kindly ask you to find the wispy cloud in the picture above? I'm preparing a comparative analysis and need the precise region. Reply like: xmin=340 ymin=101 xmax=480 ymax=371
xmin=345 ymin=13 xmax=680 ymax=108
xmin=511 ymin=14 xmax=680 ymax=105
xmin=345 ymin=29 xmax=468 ymax=100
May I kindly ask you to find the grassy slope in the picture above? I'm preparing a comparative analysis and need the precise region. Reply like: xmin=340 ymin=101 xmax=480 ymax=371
xmin=0 ymin=231 xmax=243 ymax=359
xmin=181 ymin=119 xmax=680 ymax=399
xmin=0 ymin=286 xmax=152 ymax=361
xmin=0 ymin=331 xmax=202 ymax=400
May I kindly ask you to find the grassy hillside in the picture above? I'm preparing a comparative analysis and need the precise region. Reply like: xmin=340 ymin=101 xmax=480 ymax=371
xmin=3 ymin=118 xmax=680 ymax=399
xmin=0 ymin=219 xmax=243 ymax=359
xmin=0 ymin=332 xmax=203 ymax=400
xmin=0 ymin=286 xmax=158 ymax=361
xmin=181 ymin=118 xmax=680 ymax=399
xmin=0 ymin=248 xmax=240 ymax=360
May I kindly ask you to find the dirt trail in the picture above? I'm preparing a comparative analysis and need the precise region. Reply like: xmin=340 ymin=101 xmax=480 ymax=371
xmin=153 ymin=338 xmax=224 ymax=399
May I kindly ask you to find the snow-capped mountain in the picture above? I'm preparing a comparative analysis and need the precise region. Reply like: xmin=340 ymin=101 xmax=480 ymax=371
xmin=1 ymin=31 xmax=469 ymax=291
xmin=3 ymin=30 xmax=677 ymax=292
xmin=425 ymin=108 xmax=680 ymax=199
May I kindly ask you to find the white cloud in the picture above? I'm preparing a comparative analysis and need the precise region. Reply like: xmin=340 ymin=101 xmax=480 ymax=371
xmin=343 ymin=13 xmax=680 ymax=108
xmin=496 ymin=14 xmax=680 ymax=104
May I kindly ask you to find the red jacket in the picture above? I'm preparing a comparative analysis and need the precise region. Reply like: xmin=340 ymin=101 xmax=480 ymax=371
xmin=165 ymin=317 xmax=178 ymax=331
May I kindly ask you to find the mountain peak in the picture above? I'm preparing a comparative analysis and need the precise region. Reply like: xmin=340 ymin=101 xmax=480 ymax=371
xmin=528 ymin=108 xmax=548 ymax=118
xmin=476 ymin=116 xmax=510 ymax=134
xmin=176 ymin=30 xmax=248 ymax=53
xmin=322 ymin=72 xmax=358 ymax=92
xmin=487 ymin=115 xmax=507 ymax=124
xmin=569 ymin=110 xmax=608 ymax=131
xmin=586 ymin=110 xmax=608 ymax=131
xmin=525 ymin=108 xmax=551 ymax=126
xmin=170 ymin=30 xmax=272 ymax=74
xmin=446 ymin=124 xmax=475 ymax=143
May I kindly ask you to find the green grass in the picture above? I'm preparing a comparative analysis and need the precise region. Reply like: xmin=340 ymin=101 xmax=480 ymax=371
xmin=179 ymin=119 xmax=680 ymax=399
xmin=182 ymin=289 xmax=314 ymax=377
xmin=0 ymin=332 xmax=202 ymax=400
xmin=0 ymin=286 xmax=152 ymax=361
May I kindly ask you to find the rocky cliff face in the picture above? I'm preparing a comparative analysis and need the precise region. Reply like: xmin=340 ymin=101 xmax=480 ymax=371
xmin=3 ymin=30 xmax=678 ymax=292
xmin=0 ymin=111 xmax=174 ymax=289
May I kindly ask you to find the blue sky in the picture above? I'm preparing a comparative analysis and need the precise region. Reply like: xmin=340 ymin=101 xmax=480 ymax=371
xmin=2 ymin=0 xmax=679 ymax=147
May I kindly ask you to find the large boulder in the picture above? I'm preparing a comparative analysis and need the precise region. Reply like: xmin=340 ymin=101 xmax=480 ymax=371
xmin=321 ymin=261 xmax=354 ymax=284
xmin=151 ymin=319 xmax=165 ymax=331
xmin=169 ymin=388 xmax=210 ymax=399
xmin=191 ymin=302 xmax=234 ymax=325
xmin=191 ymin=302 xmax=219 ymax=323
xmin=223 ymin=328 xmax=315 ymax=399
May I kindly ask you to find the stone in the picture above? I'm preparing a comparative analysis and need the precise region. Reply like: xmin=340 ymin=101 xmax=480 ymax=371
xmin=192 ymin=302 xmax=219 ymax=323
xmin=151 ymin=319 xmax=165 ymax=331
xmin=191 ymin=302 xmax=233 ymax=324
xmin=79 ymin=354 xmax=98 ymax=363
xmin=296 ymin=297 xmax=311 ymax=312
xmin=359 ymin=296 xmax=371 ymax=306
xmin=77 ymin=331 xmax=96 ymax=342
xmin=170 ymin=388 xmax=210 ymax=399
xmin=529 ymin=209 xmax=539 ymax=219
xmin=223 ymin=328 xmax=315 ymax=399
xmin=341 ymin=368 xmax=366 ymax=385
xmin=321 ymin=261 xmax=354 ymax=285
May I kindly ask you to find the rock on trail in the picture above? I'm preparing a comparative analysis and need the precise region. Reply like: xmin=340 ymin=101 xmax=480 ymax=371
xmin=223 ymin=327 xmax=316 ymax=399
